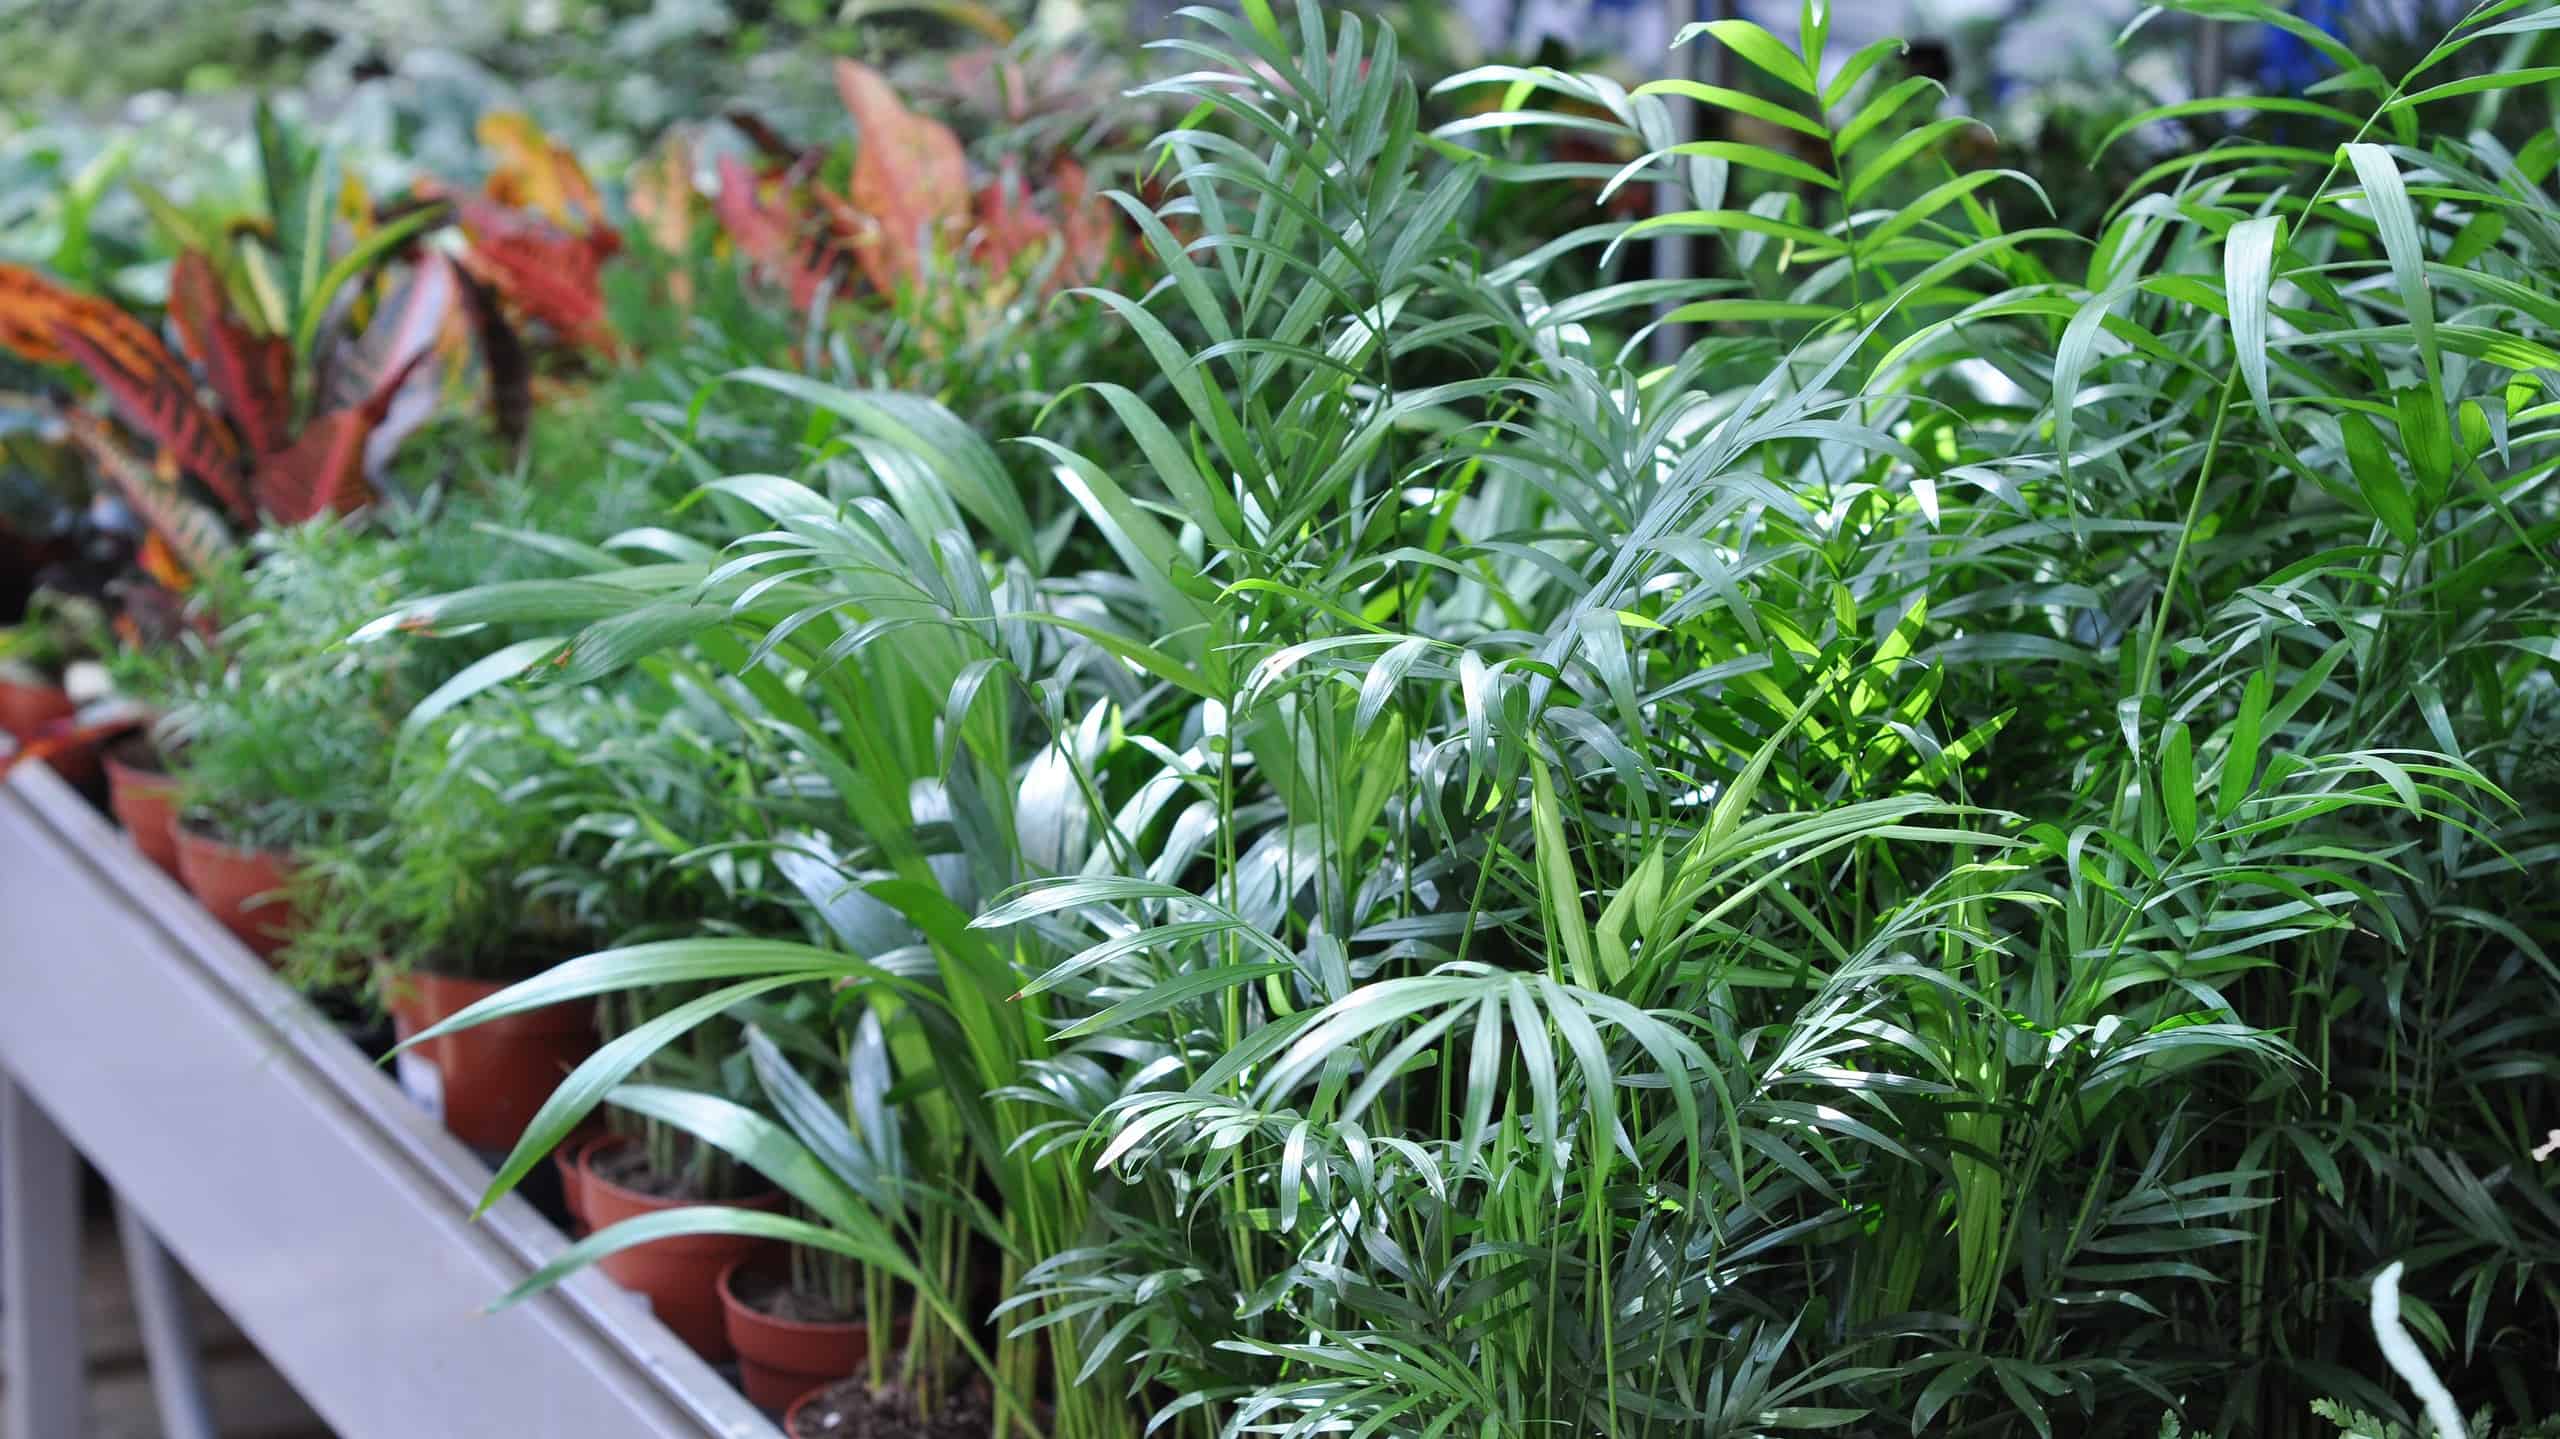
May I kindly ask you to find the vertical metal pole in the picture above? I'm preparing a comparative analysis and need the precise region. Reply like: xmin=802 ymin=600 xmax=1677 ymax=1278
xmin=2195 ymin=14 xmax=2229 ymax=101
xmin=1648 ymin=0 xmax=1735 ymax=364
xmin=116 ymin=1199 xmax=219 ymax=1439
xmin=1647 ymin=0 xmax=1704 ymax=365
xmin=3 ymin=1072 xmax=86 ymax=1439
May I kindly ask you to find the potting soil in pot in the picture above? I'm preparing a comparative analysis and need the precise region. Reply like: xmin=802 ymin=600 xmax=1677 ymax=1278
xmin=590 ymin=1142 xmax=727 ymax=1197
xmin=733 ymin=1267 xmax=859 ymax=1325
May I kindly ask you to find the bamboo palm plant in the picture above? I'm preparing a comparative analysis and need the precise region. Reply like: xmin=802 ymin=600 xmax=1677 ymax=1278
xmin=372 ymin=1 xmax=2559 ymax=1436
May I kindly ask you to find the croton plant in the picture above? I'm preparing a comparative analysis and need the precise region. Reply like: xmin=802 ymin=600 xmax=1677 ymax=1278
xmin=711 ymin=59 xmax=1121 ymax=317
xmin=0 ymin=104 xmax=630 ymax=593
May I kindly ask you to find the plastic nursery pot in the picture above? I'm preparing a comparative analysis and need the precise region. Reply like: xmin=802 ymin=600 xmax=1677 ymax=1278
xmin=173 ymin=826 xmax=301 ymax=963
xmin=379 ymin=968 xmax=598 ymax=1154
xmin=552 ymin=1129 xmax=608 ymax=1237
xmin=0 ymin=677 xmax=72 ymax=743
xmin=783 ymin=1377 xmax=980 ymax=1439
xmin=103 ymin=750 xmax=182 ymax=878
xmin=581 ymin=1137 xmax=782 ymax=1361
xmin=782 ymin=1383 xmax=835 ymax=1439
xmin=720 ymin=1259 xmax=903 ymax=1412
xmin=0 ymin=678 xmax=97 ymax=785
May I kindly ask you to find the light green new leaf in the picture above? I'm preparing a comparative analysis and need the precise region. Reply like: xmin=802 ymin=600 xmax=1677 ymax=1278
xmin=2224 ymin=215 xmax=2282 ymax=435
xmin=2342 ymin=143 xmax=2441 ymax=392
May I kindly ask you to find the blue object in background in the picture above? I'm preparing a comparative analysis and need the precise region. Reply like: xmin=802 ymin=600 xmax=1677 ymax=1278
xmin=2259 ymin=0 xmax=2351 ymax=94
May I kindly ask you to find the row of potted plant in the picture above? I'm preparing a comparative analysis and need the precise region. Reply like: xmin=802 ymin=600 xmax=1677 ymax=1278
xmin=8 ymin=2 xmax=2560 ymax=1436
xmin=0 ymin=30 xmax=1172 ymax=1428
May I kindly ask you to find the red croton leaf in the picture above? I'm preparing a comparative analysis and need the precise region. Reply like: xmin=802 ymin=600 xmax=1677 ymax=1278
xmin=477 ymin=112 xmax=608 ymax=234
xmin=973 ymin=159 xmax=1059 ymax=277
xmin=167 ymin=251 xmax=291 ymax=458
xmin=338 ymin=251 xmax=464 ymax=478
xmin=254 ymin=410 xmax=376 ymax=524
xmin=255 ymin=281 xmax=444 ymax=526
xmin=343 ymin=250 xmax=458 ymax=419
xmin=0 ymin=262 xmax=252 ymax=520
xmin=1053 ymin=159 xmax=1120 ymax=290
xmin=837 ymin=59 xmax=970 ymax=296
xmin=454 ymin=198 xmax=619 ymax=355
xmin=715 ymin=154 xmax=837 ymax=313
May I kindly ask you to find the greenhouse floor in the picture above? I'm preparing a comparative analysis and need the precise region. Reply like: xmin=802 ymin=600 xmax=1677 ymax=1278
xmin=0 ymin=1184 xmax=330 ymax=1439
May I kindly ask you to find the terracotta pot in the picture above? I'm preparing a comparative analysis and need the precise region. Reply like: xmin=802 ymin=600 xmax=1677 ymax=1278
xmin=173 ymin=827 xmax=300 ymax=962
xmin=0 ymin=679 xmax=97 ymax=785
xmin=104 ymin=753 xmax=182 ymax=878
xmin=379 ymin=968 xmax=597 ymax=1154
xmin=581 ymin=1137 xmax=781 ymax=1360
xmin=0 ymin=677 xmax=72 ymax=743
xmin=720 ymin=1260 xmax=899 ymax=1411
xmin=553 ymin=1130 xmax=607 ymax=1236
xmin=784 ymin=1383 xmax=839 ymax=1438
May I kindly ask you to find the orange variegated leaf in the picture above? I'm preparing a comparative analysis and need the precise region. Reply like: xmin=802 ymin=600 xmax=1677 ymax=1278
xmin=837 ymin=60 xmax=969 ymax=295
xmin=479 ymin=111 xmax=606 ymax=232
xmin=0 ymin=263 xmax=166 ymax=375
xmin=631 ymin=133 xmax=697 ymax=260
xmin=2 ymin=256 xmax=241 ymax=507
xmin=0 ymin=264 xmax=92 ymax=364
xmin=168 ymin=251 xmax=291 ymax=458
xmin=0 ymin=263 xmax=155 ymax=371
xmin=51 ymin=322 xmax=249 ymax=521
xmin=59 ymin=411 xmax=235 ymax=579
xmin=138 ymin=532 xmax=192 ymax=592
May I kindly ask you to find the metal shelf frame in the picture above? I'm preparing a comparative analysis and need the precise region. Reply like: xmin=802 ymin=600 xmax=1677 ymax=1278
xmin=0 ymin=760 xmax=780 ymax=1438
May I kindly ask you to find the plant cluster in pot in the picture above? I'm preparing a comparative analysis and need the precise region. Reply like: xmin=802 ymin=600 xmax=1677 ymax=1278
xmin=283 ymin=709 xmax=602 ymax=1155
xmin=373 ymin=691 xmax=829 ymax=1361
xmin=720 ymin=1016 xmax=920 ymax=1412
xmin=97 ymin=628 xmax=226 ymax=879
xmin=436 ymin=987 xmax=1000 ymax=1415
xmin=368 ymin=606 xmax=1017 ymax=1401
xmin=580 ymin=1121 xmax=782 ymax=1360
xmin=570 ymin=967 xmax=799 ymax=1361
xmin=153 ymin=526 xmax=415 ymax=962
xmin=164 ymin=678 xmax=368 ymax=961
xmin=721 ymin=1247 xmax=887 ymax=1413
